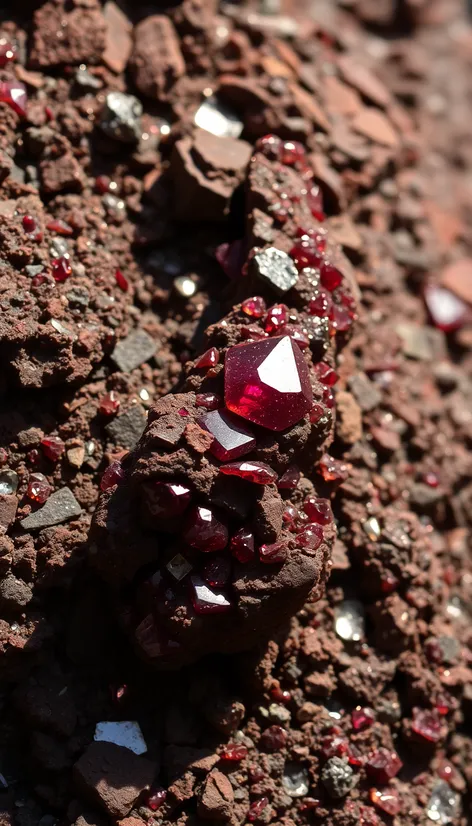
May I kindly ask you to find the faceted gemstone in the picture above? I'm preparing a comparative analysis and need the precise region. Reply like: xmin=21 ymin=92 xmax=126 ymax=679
xmin=282 ymin=505 xmax=298 ymax=526
xmin=41 ymin=436 xmax=65 ymax=461
xmin=424 ymin=471 xmax=439 ymax=488
xmin=264 ymin=303 xmax=289 ymax=334
xmin=147 ymin=789 xmax=167 ymax=811
xmin=280 ymin=140 xmax=305 ymax=165
xmin=166 ymin=554 xmax=192 ymax=581
xmin=290 ymin=242 xmax=322 ymax=272
xmin=256 ymin=133 xmax=282 ymax=158
xmin=99 ymin=391 xmax=120 ymax=416
xmin=309 ymin=289 xmax=333 ymax=317
xmin=348 ymin=744 xmax=364 ymax=767
xmin=183 ymin=506 xmax=228 ymax=552
xmin=248 ymin=798 xmax=269 ymax=822
xmin=283 ymin=324 xmax=310 ymax=349
xmin=260 ymin=541 xmax=287 ymax=564
xmin=297 ymin=523 xmax=323 ymax=550
xmin=321 ymin=734 xmax=349 ymax=759
xmin=270 ymin=686 xmax=291 ymax=704
xmin=23 ymin=215 xmax=36 ymax=234
xmin=411 ymin=708 xmax=444 ymax=743
xmin=380 ymin=571 xmax=399 ymax=594
xmin=178 ymin=408 xmax=189 ymax=416
xmin=195 ymin=347 xmax=219 ymax=369
xmin=215 ymin=239 xmax=245 ymax=280
xmin=424 ymin=285 xmax=469 ymax=332
xmin=330 ymin=304 xmax=353 ymax=334
xmin=220 ymin=744 xmax=248 ymax=761
xmin=303 ymin=496 xmax=332 ymax=525
xmin=242 ymin=296 xmax=266 ymax=318
xmin=52 ymin=256 xmax=72 ymax=282
xmin=31 ymin=273 xmax=51 ymax=288
xmin=352 ymin=707 xmax=375 ymax=731
xmin=365 ymin=749 xmax=403 ymax=784
xmin=143 ymin=481 xmax=191 ymax=518
xmin=100 ymin=461 xmax=125 ymax=491
xmin=320 ymin=262 xmax=343 ymax=291
xmin=319 ymin=454 xmax=349 ymax=483
xmin=198 ymin=409 xmax=256 ymax=461
xmin=27 ymin=473 xmax=52 ymax=503
xmin=115 ymin=268 xmax=129 ymax=291
xmin=309 ymin=403 xmax=325 ymax=424
xmin=0 ymin=38 xmax=16 ymax=67
xmin=219 ymin=460 xmax=277 ymax=485
xmin=230 ymin=528 xmax=255 ymax=563
xmin=190 ymin=575 xmax=231 ymax=614
xmin=202 ymin=555 xmax=231 ymax=588
xmin=248 ymin=765 xmax=266 ymax=783
xmin=225 ymin=335 xmax=313 ymax=432
xmin=299 ymin=798 xmax=320 ymax=812
xmin=260 ymin=725 xmax=287 ymax=750
xmin=313 ymin=362 xmax=339 ymax=386
xmin=277 ymin=466 xmax=300 ymax=490
xmin=46 ymin=219 xmax=73 ymax=236
xmin=322 ymin=387 xmax=335 ymax=409
xmin=0 ymin=80 xmax=27 ymax=117
xmin=306 ymin=185 xmax=325 ymax=221
xmin=241 ymin=325 xmax=268 ymax=341
xmin=370 ymin=788 xmax=400 ymax=816
xmin=195 ymin=393 xmax=222 ymax=411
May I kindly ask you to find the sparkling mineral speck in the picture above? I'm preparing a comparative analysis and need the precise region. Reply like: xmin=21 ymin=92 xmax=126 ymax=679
xmin=426 ymin=781 xmax=460 ymax=824
xmin=334 ymin=600 xmax=365 ymax=641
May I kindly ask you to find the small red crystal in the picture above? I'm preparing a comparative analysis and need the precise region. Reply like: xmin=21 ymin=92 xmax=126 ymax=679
xmin=280 ymin=140 xmax=305 ymax=165
xmin=352 ymin=707 xmax=375 ymax=731
xmin=115 ymin=268 xmax=129 ymax=292
xmin=202 ymin=555 xmax=231 ymax=588
xmin=199 ymin=408 xmax=256 ymax=461
xmin=306 ymin=185 xmax=325 ymax=221
xmin=230 ymin=528 xmax=255 ymax=563
xmin=313 ymin=362 xmax=339 ymax=386
xmin=309 ymin=290 xmax=333 ymax=317
xmin=225 ymin=335 xmax=313 ymax=432
xmin=196 ymin=347 xmax=219 ymax=369
xmin=190 ymin=575 xmax=231 ymax=614
xmin=365 ymin=749 xmax=403 ymax=784
xmin=143 ymin=481 xmax=191 ymax=518
xmin=270 ymin=686 xmax=291 ymax=704
xmin=100 ymin=461 xmax=125 ymax=491
xmin=297 ymin=523 xmax=323 ymax=550
xmin=309 ymin=403 xmax=325 ymax=424
xmin=260 ymin=725 xmax=287 ymax=750
xmin=31 ymin=273 xmax=51 ymax=288
xmin=23 ymin=215 xmax=36 ymax=234
xmin=241 ymin=324 xmax=268 ymax=341
xmin=303 ymin=496 xmax=332 ymax=525
xmin=277 ymin=466 xmax=300 ymax=490
xmin=256 ymin=133 xmax=282 ymax=158
xmin=220 ymin=744 xmax=248 ymax=762
xmin=99 ymin=391 xmax=120 ymax=416
xmin=330 ymin=304 xmax=353 ymax=334
xmin=411 ymin=708 xmax=444 ymax=743
xmin=184 ymin=506 xmax=228 ymax=552
xmin=47 ymin=219 xmax=73 ymax=236
xmin=423 ymin=471 xmax=439 ymax=488
xmin=215 ymin=239 xmax=245 ymax=280
xmin=290 ymin=242 xmax=322 ymax=272
xmin=283 ymin=324 xmax=310 ymax=349
xmin=260 ymin=541 xmax=287 ymax=564
xmin=242 ymin=296 xmax=266 ymax=318
xmin=0 ymin=39 xmax=16 ymax=68
xmin=219 ymin=460 xmax=277 ymax=485
xmin=319 ymin=454 xmax=349 ymax=483
xmin=52 ymin=256 xmax=72 ymax=282
xmin=320 ymin=262 xmax=343 ymax=291
xmin=248 ymin=797 xmax=269 ymax=822
xmin=26 ymin=473 xmax=52 ymax=503
xmin=264 ymin=303 xmax=289 ymax=334
xmin=41 ymin=436 xmax=65 ymax=462
xmin=95 ymin=175 xmax=112 ymax=193
xmin=321 ymin=734 xmax=349 ymax=759
xmin=369 ymin=788 xmax=400 ymax=816
xmin=195 ymin=393 xmax=222 ymax=411
xmin=0 ymin=80 xmax=27 ymax=116
xmin=147 ymin=789 xmax=167 ymax=811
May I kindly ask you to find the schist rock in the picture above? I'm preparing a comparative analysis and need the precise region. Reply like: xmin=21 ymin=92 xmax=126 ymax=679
xmin=250 ymin=247 xmax=299 ymax=294
xmin=20 ymin=487 xmax=82 ymax=530
xmin=171 ymin=129 xmax=252 ymax=221
xmin=105 ymin=406 xmax=147 ymax=450
xmin=111 ymin=329 xmax=157 ymax=373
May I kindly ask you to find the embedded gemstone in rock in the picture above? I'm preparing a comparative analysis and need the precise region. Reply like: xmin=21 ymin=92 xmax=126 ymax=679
xmin=256 ymin=133 xmax=282 ymax=158
xmin=306 ymin=185 xmax=325 ymax=221
xmin=0 ymin=39 xmax=16 ymax=67
xmin=115 ymin=268 xmax=129 ymax=292
xmin=198 ymin=409 xmax=256 ymax=461
xmin=330 ymin=304 xmax=353 ymax=334
xmin=143 ymin=481 xmax=191 ymax=518
xmin=220 ymin=744 xmax=248 ymax=761
xmin=411 ymin=708 xmax=444 ymax=743
xmin=260 ymin=541 xmax=288 ymax=564
xmin=280 ymin=140 xmax=306 ymax=165
xmin=290 ymin=242 xmax=322 ymax=272
xmin=23 ymin=215 xmax=36 ymax=234
xmin=52 ymin=256 xmax=72 ymax=283
xmin=230 ymin=528 xmax=255 ymax=563
xmin=303 ymin=496 xmax=332 ymax=525
xmin=370 ymin=788 xmax=401 ymax=816
xmin=319 ymin=454 xmax=349 ymax=483
xmin=320 ymin=262 xmax=343 ymax=291
xmin=195 ymin=393 xmax=222 ymax=411
xmin=219 ymin=460 xmax=277 ymax=485
xmin=309 ymin=289 xmax=333 ymax=317
xmin=225 ymin=335 xmax=313 ymax=432
xmin=202 ymin=555 xmax=231 ymax=588
xmin=0 ymin=80 xmax=27 ymax=117
xmin=297 ymin=523 xmax=323 ymax=550
xmin=277 ymin=466 xmax=300 ymax=490
xmin=322 ymin=387 xmax=335 ymax=409
xmin=184 ymin=506 xmax=228 ymax=552
xmin=352 ymin=707 xmax=375 ymax=731
xmin=264 ymin=303 xmax=289 ymax=334
xmin=100 ymin=461 xmax=125 ymax=491
xmin=41 ymin=436 xmax=65 ymax=461
xmin=190 ymin=575 xmax=231 ymax=614
xmin=283 ymin=324 xmax=310 ymax=349
xmin=313 ymin=362 xmax=339 ymax=386
xmin=195 ymin=347 xmax=219 ymax=369
xmin=99 ymin=391 xmax=120 ymax=416
xmin=47 ymin=219 xmax=73 ymax=236
xmin=365 ymin=749 xmax=403 ymax=785
xmin=248 ymin=797 xmax=269 ymax=822
xmin=147 ymin=789 xmax=167 ymax=811
xmin=242 ymin=296 xmax=266 ymax=318
xmin=260 ymin=725 xmax=288 ymax=750
xmin=26 ymin=472 xmax=52 ymax=503
xmin=310 ymin=403 xmax=325 ymax=424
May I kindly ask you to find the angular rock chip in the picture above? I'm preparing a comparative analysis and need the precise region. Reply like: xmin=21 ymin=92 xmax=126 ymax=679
xmin=111 ymin=330 xmax=157 ymax=373
xmin=20 ymin=487 xmax=82 ymax=530
xmin=106 ymin=406 xmax=147 ymax=450
xmin=103 ymin=2 xmax=133 ymax=74
xmin=251 ymin=247 xmax=299 ymax=294
xmin=130 ymin=16 xmax=185 ymax=101
xmin=100 ymin=92 xmax=143 ymax=144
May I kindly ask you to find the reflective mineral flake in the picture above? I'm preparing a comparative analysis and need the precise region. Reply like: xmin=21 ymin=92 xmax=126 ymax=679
xmin=225 ymin=335 xmax=313 ymax=431
xmin=427 ymin=781 xmax=460 ymax=824
xmin=94 ymin=721 xmax=147 ymax=755
xmin=194 ymin=96 xmax=243 ymax=138
xmin=334 ymin=600 xmax=365 ymax=641
xmin=251 ymin=247 xmax=299 ymax=294
xmin=282 ymin=764 xmax=310 ymax=797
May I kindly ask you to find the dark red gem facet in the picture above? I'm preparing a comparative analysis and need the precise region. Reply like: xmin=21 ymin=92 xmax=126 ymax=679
xmin=370 ymin=789 xmax=400 ymax=816
xmin=195 ymin=347 xmax=219 ymax=369
xmin=143 ymin=481 xmax=191 ymax=518
xmin=27 ymin=473 xmax=52 ymax=503
xmin=280 ymin=140 xmax=306 ymax=165
xmin=0 ymin=80 xmax=27 ymax=116
xmin=297 ymin=523 xmax=323 ymax=550
xmin=248 ymin=798 xmax=269 ymax=822
xmin=256 ymin=133 xmax=282 ymax=158
xmin=0 ymin=39 xmax=16 ymax=67
xmin=47 ymin=219 xmax=73 ymax=236
xmin=365 ymin=749 xmax=403 ymax=784
xmin=220 ymin=744 xmax=248 ymax=761
xmin=230 ymin=528 xmax=255 ymax=563
xmin=195 ymin=393 xmax=222 ymax=411
xmin=225 ymin=335 xmax=313 ymax=432
xmin=260 ymin=541 xmax=287 ymax=564
xmin=411 ymin=708 xmax=444 ymax=743
xmin=313 ymin=362 xmax=339 ymax=386
xmin=309 ymin=290 xmax=333 ymax=317
xmin=264 ymin=303 xmax=289 ymax=334
xmin=260 ymin=725 xmax=288 ymax=750
xmin=190 ymin=575 xmax=231 ymax=614
xmin=219 ymin=460 xmax=277 ymax=485
xmin=320 ymin=262 xmax=343 ymax=291
xmin=147 ymin=790 xmax=167 ymax=811
xmin=184 ymin=506 xmax=228 ymax=552
xmin=41 ymin=436 xmax=65 ymax=461
xmin=52 ymin=256 xmax=72 ymax=282
xmin=202 ymin=555 xmax=231 ymax=588
xmin=23 ymin=215 xmax=36 ymax=234
xmin=277 ymin=466 xmax=300 ymax=490
xmin=99 ymin=391 xmax=120 ymax=416
xmin=352 ymin=707 xmax=375 ymax=731
xmin=115 ymin=268 xmax=129 ymax=292
xmin=242 ymin=296 xmax=266 ymax=318
xmin=303 ymin=496 xmax=332 ymax=525
xmin=290 ymin=243 xmax=322 ymax=272
xmin=100 ymin=461 xmax=125 ymax=491
xmin=198 ymin=409 xmax=256 ymax=461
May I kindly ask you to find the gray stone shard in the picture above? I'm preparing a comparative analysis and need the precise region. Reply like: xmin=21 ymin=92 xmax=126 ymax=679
xmin=20 ymin=487 xmax=82 ymax=530
xmin=100 ymin=92 xmax=143 ymax=143
xmin=321 ymin=757 xmax=357 ymax=799
xmin=111 ymin=330 xmax=157 ymax=373
xmin=251 ymin=247 xmax=299 ymax=294
xmin=106 ymin=406 xmax=147 ymax=450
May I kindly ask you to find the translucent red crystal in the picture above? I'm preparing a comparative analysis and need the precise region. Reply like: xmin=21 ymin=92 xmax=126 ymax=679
xmin=100 ymin=461 xmax=125 ymax=491
xmin=41 ymin=436 xmax=65 ymax=461
xmin=260 ymin=541 xmax=287 ymax=564
xmin=219 ymin=460 xmax=277 ymax=485
xmin=270 ymin=686 xmax=291 ymax=704
xmin=306 ymin=185 xmax=325 ymax=221
xmin=309 ymin=290 xmax=333 ymax=317
xmin=283 ymin=324 xmax=310 ymax=349
xmin=202 ymin=555 xmax=231 ymax=588
xmin=215 ymin=239 xmax=245 ymax=280
xmin=99 ymin=391 xmax=120 ymax=416
xmin=220 ymin=744 xmax=248 ymax=762
xmin=190 ymin=575 xmax=231 ymax=614
xmin=256 ymin=133 xmax=282 ymax=158
xmin=143 ymin=481 xmax=191 ymax=518
xmin=260 ymin=725 xmax=287 ymax=750
xmin=290 ymin=242 xmax=322 ymax=272
xmin=52 ymin=256 xmax=72 ymax=282
xmin=31 ymin=273 xmax=51 ymax=288
xmin=147 ymin=789 xmax=167 ymax=811
xmin=277 ymin=466 xmax=300 ymax=490
xmin=424 ymin=285 xmax=469 ymax=332
xmin=411 ymin=708 xmax=444 ymax=743
xmin=280 ymin=140 xmax=306 ymax=165
xmin=352 ymin=707 xmax=375 ymax=731
xmin=242 ymin=296 xmax=266 ymax=318
xmin=195 ymin=347 xmax=219 ymax=369
xmin=248 ymin=797 xmax=269 ymax=822
xmin=47 ymin=219 xmax=73 ymax=236
xmin=320 ymin=262 xmax=343 ymax=291
xmin=22 ymin=215 xmax=36 ymax=234
xmin=0 ymin=80 xmax=27 ymax=117
xmin=303 ymin=497 xmax=332 ymax=525
xmin=297 ymin=523 xmax=323 ymax=550
xmin=365 ymin=749 xmax=403 ymax=784
xmin=230 ymin=528 xmax=255 ymax=563
xmin=264 ymin=303 xmax=289 ymax=334
xmin=183 ymin=506 xmax=228 ymax=552
xmin=0 ymin=39 xmax=16 ymax=68
xmin=309 ymin=403 xmax=325 ymax=424
xmin=115 ymin=268 xmax=129 ymax=292
xmin=27 ymin=473 xmax=52 ymax=503
xmin=319 ymin=454 xmax=349 ymax=483
xmin=321 ymin=734 xmax=349 ymax=759
xmin=225 ymin=335 xmax=313 ymax=432
xmin=198 ymin=409 xmax=256 ymax=461
xmin=330 ymin=304 xmax=353 ymax=334
xmin=195 ymin=393 xmax=222 ymax=411
xmin=313 ymin=362 xmax=339 ymax=386
xmin=370 ymin=788 xmax=400 ymax=816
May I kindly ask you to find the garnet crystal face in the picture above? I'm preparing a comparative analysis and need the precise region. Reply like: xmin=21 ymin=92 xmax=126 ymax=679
xmin=225 ymin=335 xmax=313 ymax=432
xmin=198 ymin=409 xmax=256 ymax=461
xmin=143 ymin=481 xmax=192 ymax=518
xmin=183 ymin=506 xmax=228 ymax=552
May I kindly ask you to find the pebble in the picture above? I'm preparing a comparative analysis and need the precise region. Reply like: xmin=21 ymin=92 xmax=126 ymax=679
xmin=426 ymin=781 xmax=460 ymax=824
xmin=20 ymin=487 xmax=82 ymax=530
xmin=100 ymin=91 xmax=143 ymax=143
xmin=348 ymin=372 xmax=382 ymax=411
xmin=111 ymin=329 xmax=157 ymax=373
xmin=396 ymin=323 xmax=444 ymax=361
xmin=321 ymin=757 xmax=358 ymax=798
xmin=105 ymin=406 xmax=147 ymax=450
xmin=282 ymin=764 xmax=309 ymax=797
xmin=94 ymin=721 xmax=147 ymax=755
xmin=251 ymin=247 xmax=299 ymax=294
xmin=0 ymin=469 xmax=19 ymax=494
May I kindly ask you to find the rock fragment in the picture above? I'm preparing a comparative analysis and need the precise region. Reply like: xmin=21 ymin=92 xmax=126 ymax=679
xmin=105 ymin=406 xmax=147 ymax=450
xmin=103 ymin=2 xmax=132 ymax=74
xmin=111 ymin=330 xmax=157 ymax=373
xmin=130 ymin=16 xmax=185 ymax=101
xmin=100 ymin=92 xmax=143 ymax=144
xmin=20 ymin=487 xmax=82 ymax=530
xmin=251 ymin=247 xmax=299 ymax=294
